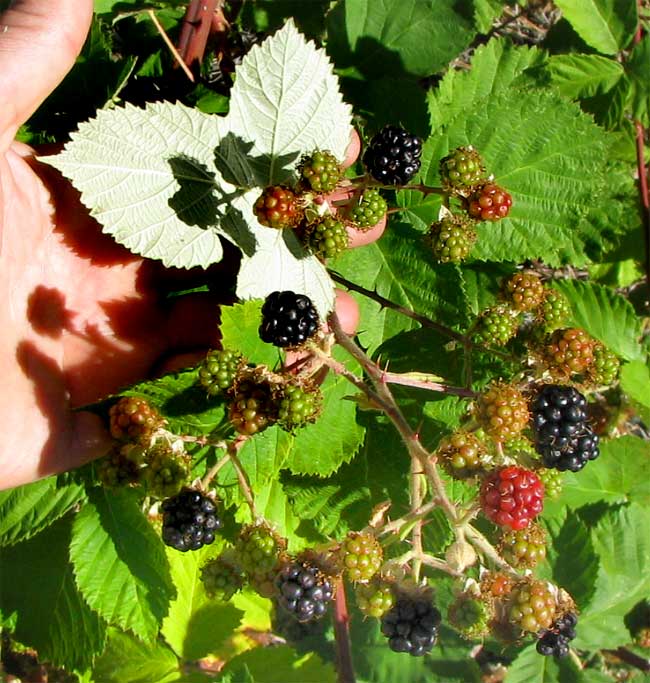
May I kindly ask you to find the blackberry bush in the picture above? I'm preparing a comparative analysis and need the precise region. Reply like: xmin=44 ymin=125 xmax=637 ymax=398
xmin=363 ymin=125 xmax=422 ymax=185
xmin=259 ymin=290 xmax=320 ymax=348
xmin=161 ymin=489 xmax=222 ymax=552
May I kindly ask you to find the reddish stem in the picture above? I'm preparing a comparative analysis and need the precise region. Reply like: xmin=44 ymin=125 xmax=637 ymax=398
xmin=332 ymin=577 xmax=356 ymax=683
xmin=177 ymin=0 xmax=218 ymax=68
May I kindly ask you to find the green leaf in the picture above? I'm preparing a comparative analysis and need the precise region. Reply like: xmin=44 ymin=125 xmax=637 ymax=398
xmin=620 ymin=361 xmax=650 ymax=422
xmin=0 ymin=476 xmax=85 ymax=547
xmin=552 ymin=280 xmax=644 ymax=361
xmin=505 ymin=643 xmax=583 ymax=683
xmin=553 ymin=0 xmax=637 ymax=54
xmin=427 ymin=39 xmax=546 ymax=130
xmin=70 ymin=488 xmax=175 ymax=641
xmin=0 ymin=516 xmax=106 ymax=671
xmin=161 ymin=543 xmax=243 ymax=660
xmin=220 ymin=300 xmax=281 ymax=368
xmin=326 ymin=0 xmax=475 ymax=79
xmin=545 ymin=54 xmax=625 ymax=99
xmin=471 ymin=0 xmax=504 ymax=33
xmin=624 ymin=34 xmax=650 ymax=126
xmin=425 ymin=88 xmax=613 ymax=266
xmin=92 ymin=628 xmax=180 ymax=683
xmin=45 ymin=21 xmax=352 ymax=317
xmin=561 ymin=436 xmax=650 ymax=507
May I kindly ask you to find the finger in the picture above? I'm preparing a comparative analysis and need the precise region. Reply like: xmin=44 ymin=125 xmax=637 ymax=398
xmin=0 ymin=0 xmax=93 ymax=150
xmin=341 ymin=129 xmax=361 ymax=169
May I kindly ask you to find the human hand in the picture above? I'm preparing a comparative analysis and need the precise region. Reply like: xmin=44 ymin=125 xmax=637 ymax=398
xmin=0 ymin=1 xmax=383 ymax=490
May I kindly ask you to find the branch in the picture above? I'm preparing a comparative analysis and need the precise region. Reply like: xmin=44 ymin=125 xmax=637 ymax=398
xmin=380 ymin=370 xmax=477 ymax=398
xmin=227 ymin=444 xmax=257 ymax=519
xmin=148 ymin=9 xmax=194 ymax=82
xmin=464 ymin=525 xmax=518 ymax=577
xmin=602 ymin=647 xmax=650 ymax=673
xmin=177 ymin=0 xmax=219 ymax=69
xmin=332 ymin=577 xmax=356 ymax=683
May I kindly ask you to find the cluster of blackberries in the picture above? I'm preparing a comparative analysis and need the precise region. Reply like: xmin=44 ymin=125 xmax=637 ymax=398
xmin=531 ymin=385 xmax=599 ymax=472
xmin=380 ymin=597 xmax=442 ymax=656
xmin=259 ymin=290 xmax=320 ymax=348
xmin=363 ymin=125 xmax=422 ymax=186
xmin=275 ymin=561 xmax=334 ymax=623
xmin=162 ymin=488 xmax=221 ymax=552
xmin=536 ymin=613 xmax=578 ymax=658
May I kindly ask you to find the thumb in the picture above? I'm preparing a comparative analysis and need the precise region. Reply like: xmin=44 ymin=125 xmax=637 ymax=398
xmin=0 ymin=0 xmax=93 ymax=150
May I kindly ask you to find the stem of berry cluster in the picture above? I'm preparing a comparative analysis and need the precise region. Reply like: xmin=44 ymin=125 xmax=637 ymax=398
xmin=200 ymin=450 xmax=231 ymax=489
xmin=332 ymin=577 xmax=357 ymax=683
xmin=227 ymin=443 xmax=257 ymax=518
xmin=410 ymin=456 xmax=425 ymax=583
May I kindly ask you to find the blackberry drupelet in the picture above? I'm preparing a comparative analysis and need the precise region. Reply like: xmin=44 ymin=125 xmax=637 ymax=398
xmin=275 ymin=561 xmax=334 ymax=623
xmin=161 ymin=488 xmax=221 ymax=552
xmin=531 ymin=385 xmax=600 ymax=472
xmin=259 ymin=291 xmax=320 ymax=347
xmin=363 ymin=125 xmax=422 ymax=185
xmin=380 ymin=596 xmax=442 ymax=656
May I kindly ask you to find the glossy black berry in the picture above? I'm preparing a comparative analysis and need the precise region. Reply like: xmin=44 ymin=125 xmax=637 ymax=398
xmin=275 ymin=561 xmax=334 ymax=623
xmin=536 ymin=612 xmax=578 ymax=658
xmin=531 ymin=385 xmax=600 ymax=472
xmin=161 ymin=488 xmax=221 ymax=552
xmin=363 ymin=125 xmax=422 ymax=185
xmin=259 ymin=291 xmax=320 ymax=348
xmin=380 ymin=597 xmax=441 ymax=657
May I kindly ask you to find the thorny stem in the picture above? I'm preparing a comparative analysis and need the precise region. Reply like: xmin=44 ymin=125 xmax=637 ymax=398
xmin=464 ymin=526 xmax=518 ymax=577
xmin=375 ymin=501 xmax=439 ymax=537
xmin=333 ymin=578 xmax=356 ymax=683
xmin=200 ymin=450 xmax=231 ymax=490
xmin=379 ymin=370 xmax=477 ymax=398
xmin=397 ymin=183 xmax=447 ymax=196
xmin=177 ymin=433 xmax=228 ymax=449
xmin=228 ymin=444 xmax=257 ymax=518
xmin=410 ymin=456 xmax=425 ymax=583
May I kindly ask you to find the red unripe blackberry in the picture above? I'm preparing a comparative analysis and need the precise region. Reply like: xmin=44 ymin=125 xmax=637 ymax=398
xmin=363 ymin=125 xmax=422 ymax=186
xmin=480 ymin=572 xmax=515 ymax=600
xmin=476 ymin=382 xmax=530 ymax=442
xmin=473 ymin=305 xmax=520 ymax=346
xmin=259 ymin=290 xmax=320 ymax=348
xmin=161 ymin=488 xmax=221 ymax=552
xmin=298 ymin=150 xmax=342 ymax=193
xmin=346 ymin=188 xmax=388 ymax=230
xmin=588 ymin=343 xmax=620 ymax=386
xmin=537 ymin=289 xmax=570 ymax=332
xmin=509 ymin=580 xmax=556 ymax=633
xmin=201 ymin=551 xmax=246 ymax=600
xmin=109 ymin=396 xmax=164 ymax=445
xmin=277 ymin=381 xmax=322 ymax=433
xmin=342 ymin=532 xmax=383 ymax=583
xmin=544 ymin=328 xmax=595 ymax=377
xmin=356 ymin=579 xmax=395 ymax=618
xmin=439 ymin=146 xmax=486 ymax=192
xmin=480 ymin=466 xmax=544 ymax=530
xmin=436 ymin=430 xmax=491 ymax=478
xmin=198 ymin=349 xmax=244 ymax=396
xmin=468 ymin=183 xmax=513 ymax=221
xmin=304 ymin=215 xmax=350 ymax=260
xmin=228 ymin=377 xmax=276 ymax=435
xmin=275 ymin=560 xmax=334 ymax=623
xmin=254 ymin=186 xmax=303 ymax=229
xmin=504 ymin=272 xmax=545 ymax=312
xmin=427 ymin=216 xmax=477 ymax=263
xmin=380 ymin=594 xmax=442 ymax=656
xmin=499 ymin=521 xmax=547 ymax=568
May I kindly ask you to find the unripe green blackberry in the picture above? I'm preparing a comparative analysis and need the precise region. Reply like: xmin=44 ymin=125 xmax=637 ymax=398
xmin=97 ymin=443 xmax=146 ymax=487
xmin=536 ymin=467 xmax=563 ymax=499
xmin=143 ymin=445 xmax=191 ymax=499
xmin=509 ymin=580 xmax=556 ymax=633
xmin=544 ymin=328 xmax=595 ymax=377
xmin=439 ymin=146 xmax=486 ymax=192
xmin=499 ymin=521 xmax=547 ymax=569
xmin=356 ymin=579 xmax=395 ymax=618
xmin=427 ymin=216 xmax=477 ymax=263
xmin=476 ymin=382 xmax=530 ymax=443
xmin=254 ymin=186 xmax=304 ymax=229
xmin=228 ymin=374 xmax=277 ymax=435
xmin=236 ymin=524 xmax=286 ymax=582
xmin=304 ymin=215 xmax=350 ymax=260
xmin=342 ymin=532 xmax=383 ymax=583
xmin=346 ymin=188 xmax=387 ymax=230
xmin=537 ymin=289 xmax=570 ymax=332
xmin=198 ymin=349 xmax=244 ymax=396
xmin=436 ymin=430 xmax=491 ymax=478
xmin=109 ymin=396 xmax=165 ymax=445
xmin=448 ymin=593 xmax=491 ymax=640
xmin=473 ymin=306 xmax=520 ymax=347
xmin=504 ymin=272 xmax=545 ymax=312
xmin=588 ymin=343 xmax=620 ymax=386
xmin=277 ymin=381 xmax=322 ymax=433
xmin=201 ymin=550 xmax=246 ymax=601
xmin=299 ymin=150 xmax=342 ymax=193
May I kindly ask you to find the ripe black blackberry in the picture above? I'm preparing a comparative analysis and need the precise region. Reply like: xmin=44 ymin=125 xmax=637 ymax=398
xmin=380 ymin=595 xmax=442 ymax=656
xmin=259 ymin=291 xmax=320 ymax=348
xmin=161 ymin=488 xmax=221 ymax=552
xmin=536 ymin=612 xmax=578 ymax=658
xmin=363 ymin=125 xmax=422 ymax=185
xmin=531 ymin=385 xmax=600 ymax=472
xmin=275 ymin=561 xmax=334 ymax=623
